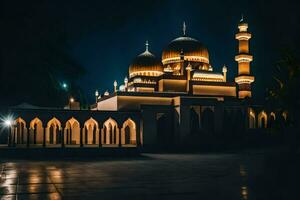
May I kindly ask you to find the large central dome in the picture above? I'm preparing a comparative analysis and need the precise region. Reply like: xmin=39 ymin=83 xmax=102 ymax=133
xmin=162 ymin=36 xmax=209 ymax=65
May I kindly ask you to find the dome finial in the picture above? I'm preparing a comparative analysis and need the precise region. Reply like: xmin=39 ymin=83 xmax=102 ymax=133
xmin=183 ymin=21 xmax=186 ymax=36
xmin=145 ymin=40 xmax=149 ymax=52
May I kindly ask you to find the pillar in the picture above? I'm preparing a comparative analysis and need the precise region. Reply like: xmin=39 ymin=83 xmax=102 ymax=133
xmin=26 ymin=127 xmax=30 ymax=148
xmin=99 ymin=128 xmax=102 ymax=147
xmin=136 ymin=119 xmax=141 ymax=147
xmin=118 ymin=125 xmax=122 ymax=147
xmin=80 ymin=127 xmax=83 ymax=147
xmin=61 ymin=127 xmax=65 ymax=148
xmin=43 ymin=127 xmax=46 ymax=147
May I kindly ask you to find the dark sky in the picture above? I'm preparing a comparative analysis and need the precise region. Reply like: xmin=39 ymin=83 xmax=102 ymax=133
xmin=2 ymin=0 xmax=300 ymax=105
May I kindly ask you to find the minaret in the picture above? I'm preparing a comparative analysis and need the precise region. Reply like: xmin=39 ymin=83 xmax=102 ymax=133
xmin=235 ymin=16 xmax=254 ymax=98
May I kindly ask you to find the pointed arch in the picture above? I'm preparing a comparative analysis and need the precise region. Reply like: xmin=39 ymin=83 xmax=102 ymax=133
xmin=249 ymin=108 xmax=256 ymax=129
xmin=282 ymin=111 xmax=288 ymax=121
xmin=201 ymin=107 xmax=214 ymax=134
xmin=121 ymin=118 xmax=136 ymax=145
xmin=269 ymin=112 xmax=276 ymax=128
xmin=102 ymin=118 xmax=119 ymax=145
xmin=258 ymin=111 xmax=268 ymax=128
xmin=64 ymin=117 xmax=81 ymax=145
xmin=83 ymin=118 xmax=99 ymax=145
xmin=29 ymin=117 xmax=43 ymax=144
xmin=15 ymin=117 xmax=27 ymax=144
xmin=46 ymin=117 xmax=62 ymax=145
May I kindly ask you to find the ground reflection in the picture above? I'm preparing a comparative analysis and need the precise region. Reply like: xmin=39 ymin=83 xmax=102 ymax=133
xmin=240 ymin=164 xmax=249 ymax=200
xmin=0 ymin=154 xmax=265 ymax=200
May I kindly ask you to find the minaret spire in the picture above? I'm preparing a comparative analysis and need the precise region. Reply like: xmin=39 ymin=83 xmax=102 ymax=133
xmin=183 ymin=21 xmax=186 ymax=36
xmin=145 ymin=40 xmax=149 ymax=52
xmin=240 ymin=14 xmax=244 ymax=22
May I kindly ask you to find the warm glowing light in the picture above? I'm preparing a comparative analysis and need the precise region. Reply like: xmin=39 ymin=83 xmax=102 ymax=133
xmin=95 ymin=90 xmax=99 ymax=97
xmin=162 ymin=56 xmax=209 ymax=65
xmin=69 ymin=97 xmax=75 ymax=103
xmin=235 ymin=54 xmax=253 ymax=62
xmin=235 ymin=76 xmax=254 ymax=84
xmin=129 ymin=70 xmax=163 ymax=78
xmin=235 ymin=32 xmax=251 ymax=40
xmin=192 ymin=71 xmax=224 ymax=82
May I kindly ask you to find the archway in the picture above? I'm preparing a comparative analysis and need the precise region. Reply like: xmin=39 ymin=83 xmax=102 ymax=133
xmin=258 ymin=111 xmax=268 ymax=128
xmin=15 ymin=117 xmax=27 ymax=144
xmin=102 ymin=118 xmax=119 ymax=145
xmin=46 ymin=118 xmax=62 ymax=145
xmin=190 ymin=107 xmax=200 ymax=134
xmin=249 ymin=108 xmax=256 ymax=129
xmin=83 ymin=118 xmax=99 ymax=145
xmin=29 ymin=118 xmax=43 ymax=145
xmin=121 ymin=118 xmax=136 ymax=145
xmin=201 ymin=108 xmax=214 ymax=134
xmin=65 ymin=117 xmax=81 ymax=145
xmin=269 ymin=112 xmax=276 ymax=128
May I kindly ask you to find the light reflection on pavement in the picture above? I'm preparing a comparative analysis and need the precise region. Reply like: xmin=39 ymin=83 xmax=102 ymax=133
xmin=0 ymin=154 xmax=258 ymax=200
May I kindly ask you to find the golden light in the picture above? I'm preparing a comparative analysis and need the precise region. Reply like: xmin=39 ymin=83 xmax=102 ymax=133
xmin=69 ymin=97 xmax=75 ymax=103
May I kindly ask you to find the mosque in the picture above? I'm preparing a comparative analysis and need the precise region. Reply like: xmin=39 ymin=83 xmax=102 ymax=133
xmin=3 ymin=18 xmax=285 ymax=150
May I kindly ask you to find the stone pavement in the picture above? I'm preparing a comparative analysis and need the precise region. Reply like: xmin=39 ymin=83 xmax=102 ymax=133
xmin=0 ymin=154 xmax=257 ymax=200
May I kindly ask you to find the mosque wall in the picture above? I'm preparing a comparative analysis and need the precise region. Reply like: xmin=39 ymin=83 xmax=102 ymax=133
xmin=97 ymin=96 xmax=118 ymax=111
xmin=192 ymin=85 xmax=236 ymax=97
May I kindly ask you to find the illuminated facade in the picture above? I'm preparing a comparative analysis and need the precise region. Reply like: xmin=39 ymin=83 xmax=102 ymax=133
xmin=5 ymin=18 xmax=286 ymax=150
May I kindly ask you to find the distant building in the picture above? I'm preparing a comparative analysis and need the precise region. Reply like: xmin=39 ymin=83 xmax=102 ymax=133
xmin=5 ymin=18 xmax=287 ymax=150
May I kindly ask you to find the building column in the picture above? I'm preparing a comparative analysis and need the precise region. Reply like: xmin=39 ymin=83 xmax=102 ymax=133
xmin=12 ymin=126 xmax=16 ymax=147
xmin=80 ymin=127 xmax=83 ymax=147
xmin=43 ymin=127 xmax=46 ymax=148
xmin=61 ymin=127 xmax=65 ymax=148
xmin=26 ymin=127 xmax=30 ymax=148
xmin=118 ymin=125 xmax=122 ymax=147
xmin=136 ymin=120 xmax=141 ymax=147
xmin=98 ymin=128 xmax=102 ymax=148
xmin=7 ymin=126 xmax=12 ymax=147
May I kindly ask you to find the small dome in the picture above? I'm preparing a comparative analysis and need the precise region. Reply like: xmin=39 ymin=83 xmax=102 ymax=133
xmin=162 ymin=36 xmax=209 ymax=65
xmin=129 ymin=47 xmax=163 ymax=78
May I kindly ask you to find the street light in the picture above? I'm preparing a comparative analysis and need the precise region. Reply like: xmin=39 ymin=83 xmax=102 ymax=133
xmin=70 ymin=97 xmax=75 ymax=103
xmin=4 ymin=119 xmax=12 ymax=127
xmin=2 ymin=117 xmax=14 ymax=147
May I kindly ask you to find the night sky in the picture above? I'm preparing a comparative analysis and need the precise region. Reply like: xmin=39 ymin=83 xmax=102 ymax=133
xmin=2 ymin=0 xmax=300 ymax=106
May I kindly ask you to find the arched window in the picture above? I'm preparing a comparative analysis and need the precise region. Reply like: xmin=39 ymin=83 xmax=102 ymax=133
xmin=46 ymin=118 xmax=62 ymax=145
xmin=249 ymin=108 xmax=256 ymax=129
xmin=269 ymin=112 xmax=276 ymax=128
xmin=29 ymin=118 xmax=43 ymax=145
xmin=65 ymin=117 xmax=81 ymax=145
xmin=258 ymin=111 xmax=268 ymax=128
xmin=122 ymin=118 xmax=136 ymax=145
xmin=15 ymin=117 xmax=27 ymax=144
xmin=190 ymin=107 xmax=200 ymax=134
xmin=201 ymin=107 xmax=214 ymax=134
xmin=83 ymin=118 xmax=99 ymax=145
xmin=102 ymin=118 xmax=119 ymax=145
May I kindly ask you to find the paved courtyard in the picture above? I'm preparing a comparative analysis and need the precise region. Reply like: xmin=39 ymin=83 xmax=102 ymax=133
xmin=0 ymin=153 xmax=263 ymax=200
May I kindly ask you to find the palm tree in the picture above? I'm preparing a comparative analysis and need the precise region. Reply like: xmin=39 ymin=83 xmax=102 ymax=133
xmin=268 ymin=48 xmax=300 ymax=150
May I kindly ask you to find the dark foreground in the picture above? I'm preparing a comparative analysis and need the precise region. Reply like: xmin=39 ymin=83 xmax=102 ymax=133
xmin=0 ymin=150 xmax=299 ymax=200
